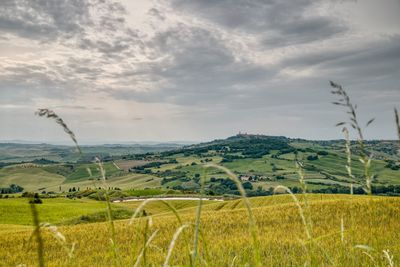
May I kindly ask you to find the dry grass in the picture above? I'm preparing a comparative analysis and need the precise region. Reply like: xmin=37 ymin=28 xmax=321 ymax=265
xmin=1 ymin=195 xmax=399 ymax=266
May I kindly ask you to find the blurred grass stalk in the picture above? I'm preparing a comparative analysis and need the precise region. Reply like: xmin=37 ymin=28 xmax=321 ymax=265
xmin=36 ymin=108 xmax=121 ymax=265
xmin=95 ymin=157 xmax=121 ymax=266
xmin=191 ymin=168 xmax=206 ymax=266
xmin=205 ymin=163 xmax=262 ymax=267
xmin=330 ymin=81 xmax=374 ymax=195
xmin=30 ymin=202 xmax=45 ymax=267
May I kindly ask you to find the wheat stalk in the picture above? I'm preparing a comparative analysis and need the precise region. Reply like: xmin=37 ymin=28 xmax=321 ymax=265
xmin=133 ymin=229 xmax=159 ymax=267
xmin=42 ymin=223 xmax=75 ymax=259
xmin=274 ymin=186 xmax=311 ymax=240
xmin=30 ymin=202 xmax=44 ymax=267
xmin=163 ymin=225 xmax=189 ymax=267
xmin=395 ymin=108 xmax=400 ymax=143
xmin=383 ymin=249 xmax=395 ymax=267
xmin=192 ymin=168 xmax=206 ymax=266
xmin=35 ymin=108 xmax=81 ymax=154
xmin=205 ymin=163 xmax=262 ymax=267
xmin=330 ymin=81 xmax=374 ymax=195
xmin=94 ymin=157 xmax=121 ymax=266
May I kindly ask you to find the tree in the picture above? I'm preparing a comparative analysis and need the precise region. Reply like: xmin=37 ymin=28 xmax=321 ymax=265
xmin=291 ymin=186 xmax=300 ymax=194
xmin=242 ymin=181 xmax=253 ymax=190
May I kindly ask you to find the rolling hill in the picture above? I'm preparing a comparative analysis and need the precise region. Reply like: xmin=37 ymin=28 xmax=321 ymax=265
xmin=0 ymin=134 xmax=399 ymax=196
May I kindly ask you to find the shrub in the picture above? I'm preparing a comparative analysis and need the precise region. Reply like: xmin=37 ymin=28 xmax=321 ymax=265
xmin=306 ymin=155 xmax=319 ymax=161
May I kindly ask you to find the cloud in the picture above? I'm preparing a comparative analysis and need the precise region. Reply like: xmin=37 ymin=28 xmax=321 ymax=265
xmin=169 ymin=0 xmax=347 ymax=46
xmin=111 ymin=23 xmax=277 ymax=107
xmin=0 ymin=0 xmax=399 ymax=141
xmin=0 ymin=0 xmax=90 ymax=40
xmin=0 ymin=0 xmax=147 ymax=106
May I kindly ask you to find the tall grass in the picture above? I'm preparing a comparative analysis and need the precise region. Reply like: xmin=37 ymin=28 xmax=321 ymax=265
xmin=342 ymin=127 xmax=356 ymax=182
xmin=95 ymin=157 xmax=121 ymax=266
xmin=330 ymin=81 xmax=375 ymax=195
xmin=35 ymin=108 xmax=123 ymax=266
xmin=33 ymin=109 xmax=83 ymax=267
xmin=163 ymin=224 xmax=189 ymax=267
xmin=331 ymin=82 xmax=398 ymax=267
xmin=192 ymin=168 xmax=206 ymax=266
xmin=133 ymin=226 xmax=158 ymax=267
xmin=274 ymin=161 xmax=315 ymax=265
xmin=29 ymin=202 xmax=44 ymax=267
xmin=35 ymin=109 xmax=81 ymax=154
xmin=205 ymin=163 xmax=262 ymax=267
xmin=395 ymin=108 xmax=400 ymax=143
xmin=42 ymin=223 xmax=75 ymax=260
xmin=128 ymin=198 xmax=193 ymax=265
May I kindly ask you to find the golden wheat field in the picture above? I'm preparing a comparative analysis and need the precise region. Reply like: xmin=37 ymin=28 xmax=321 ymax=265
xmin=1 ymin=194 xmax=399 ymax=267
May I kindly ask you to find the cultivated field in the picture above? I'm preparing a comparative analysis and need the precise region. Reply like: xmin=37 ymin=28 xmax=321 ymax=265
xmin=114 ymin=160 xmax=153 ymax=171
xmin=0 ymin=194 xmax=398 ymax=266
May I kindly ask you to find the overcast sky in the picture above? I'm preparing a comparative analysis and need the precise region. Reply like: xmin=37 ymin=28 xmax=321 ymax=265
xmin=0 ymin=0 xmax=399 ymax=144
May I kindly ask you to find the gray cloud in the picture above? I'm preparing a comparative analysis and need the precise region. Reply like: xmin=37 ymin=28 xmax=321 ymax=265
xmin=0 ymin=0 xmax=90 ymax=40
xmin=0 ymin=0 xmax=147 ymax=107
xmin=0 ymin=0 xmax=399 ymax=142
xmin=112 ymin=24 xmax=275 ymax=106
xmin=124 ymin=1 xmax=398 ymax=107
xmin=0 ymin=0 xmax=144 ymax=60
xmin=170 ymin=0 xmax=347 ymax=46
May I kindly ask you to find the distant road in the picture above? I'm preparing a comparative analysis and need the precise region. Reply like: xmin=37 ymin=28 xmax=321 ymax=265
xmin=113 ymin=197 xmax=224 ymax=202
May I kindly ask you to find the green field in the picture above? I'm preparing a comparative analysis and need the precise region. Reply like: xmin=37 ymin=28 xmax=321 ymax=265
xmin=0 ymin=166 xmax=66 ymax=192
xmin=0 ymin=164 xmax=162 ymax=193
xmin=1 ymin=135 xmax=399 ymax=197
xmin=0 ymin=197 xmax=218 ymax=225
xmin=0 ymin=198 xmax=107 ymax=225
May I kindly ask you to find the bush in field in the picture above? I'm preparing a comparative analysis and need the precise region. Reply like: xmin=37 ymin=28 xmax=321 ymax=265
xmin=28 ymin=193 xmax=42 ymax=204
xmin=0 ymin=184 xmax=24 ymax=194
xmin=306 ymin=155 xmax=319 ymax=161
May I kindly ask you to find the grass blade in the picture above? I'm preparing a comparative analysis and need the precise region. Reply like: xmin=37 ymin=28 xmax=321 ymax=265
xmin=30 ymin=202 xmax=44 ymax=267
xmin=35 ymin=108 xmax=81 ymax=154
xmin=205 ymin=163 xmax=261 ymax=267
xmin=163 ymin=225 xmax=189 ymax=267
xmin=133 ymin=230 xmax=159 ymax=267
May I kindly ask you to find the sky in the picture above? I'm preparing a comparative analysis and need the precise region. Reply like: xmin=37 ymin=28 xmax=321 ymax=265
xmin=0 ymin=0 xmax=399 ymax=144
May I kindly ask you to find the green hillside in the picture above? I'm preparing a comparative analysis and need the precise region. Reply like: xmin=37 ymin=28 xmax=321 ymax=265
xmin=0 ymin=135 xmax=399 ymax=196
